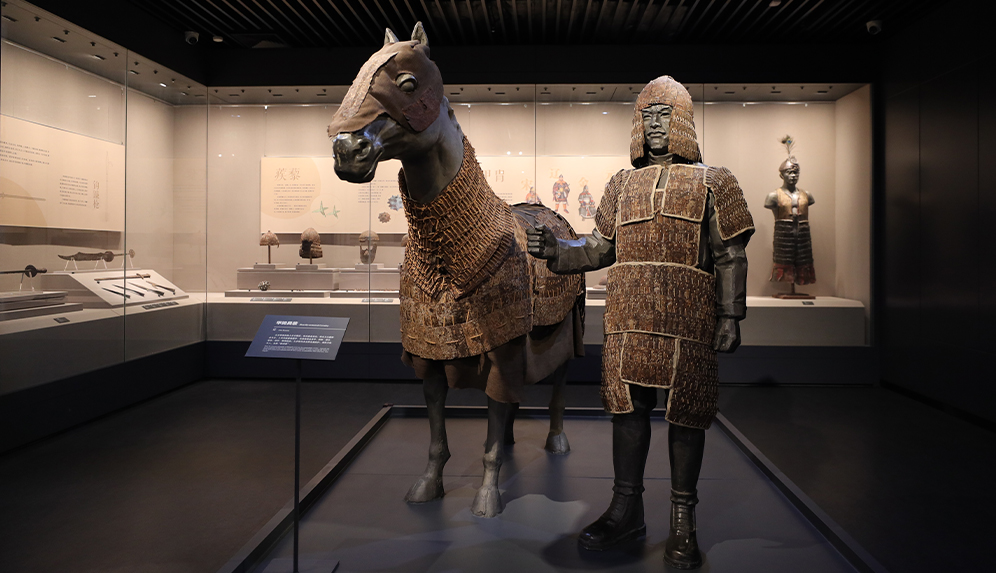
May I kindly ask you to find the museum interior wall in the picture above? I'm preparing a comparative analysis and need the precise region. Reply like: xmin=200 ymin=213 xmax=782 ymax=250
xmin=882 ymin=0 xmax=996 ymax=424
xmin=1 ymin=0 xmax=881 ymax=450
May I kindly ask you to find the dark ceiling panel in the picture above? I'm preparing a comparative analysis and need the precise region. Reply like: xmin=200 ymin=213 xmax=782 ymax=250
xmin=122 ymin=0 xmax=941 ymax=48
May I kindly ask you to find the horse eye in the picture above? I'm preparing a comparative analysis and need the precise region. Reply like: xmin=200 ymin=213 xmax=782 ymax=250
xmin=396 ymin=74 xmax=418 ymax=93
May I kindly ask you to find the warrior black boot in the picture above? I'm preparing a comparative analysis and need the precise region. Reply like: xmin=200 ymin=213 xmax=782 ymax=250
xmin=579 ymin=384 xmax=656 ymax=550
xmin=663 ymin=422 xmax=706 ymax=569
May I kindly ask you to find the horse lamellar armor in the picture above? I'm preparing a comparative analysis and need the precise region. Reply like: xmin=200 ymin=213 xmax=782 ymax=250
xmin=596 ymin=163 xmax=753 ymax=428
xmin=399 ymin=139 xmax=583 ymax=361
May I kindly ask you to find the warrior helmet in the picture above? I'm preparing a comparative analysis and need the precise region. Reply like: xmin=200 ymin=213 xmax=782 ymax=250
xmin=259 ymin=230 xmax=280 ymax=247
xmin=300 ymin=227 xmax=323 ymax=259
xmin=630 ymin=76 xmax=701 ymax=166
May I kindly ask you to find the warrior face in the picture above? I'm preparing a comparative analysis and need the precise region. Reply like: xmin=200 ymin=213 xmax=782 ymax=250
xmin=630 ymin=75 xmax=700 ymax=166
xmin=641 ymin=104 xmax=672 ymax=154
xmin=779 ymin=160 xmax=800 ymax=186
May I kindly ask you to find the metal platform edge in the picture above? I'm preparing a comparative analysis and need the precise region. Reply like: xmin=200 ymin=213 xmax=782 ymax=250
xmin=713 ymin=412 xmax=889 ymax=573
xmin=218 ymin=404 xmax=887 ymax=573
xmin=216 ymin=404 xmax=392 ymax=573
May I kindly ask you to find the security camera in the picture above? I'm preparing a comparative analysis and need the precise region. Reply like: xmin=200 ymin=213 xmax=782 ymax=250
xmin=866 ymin=20 xmax=882 ymax=35
xmin=184 ymin=31 xmax=199 ymax=45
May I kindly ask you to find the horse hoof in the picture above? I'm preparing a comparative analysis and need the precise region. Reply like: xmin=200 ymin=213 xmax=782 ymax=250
xmin=545 ymin=431 xmax=571 ymax=455
xmin=471 ymin=485 xmax=504 ymax=517
xmin=404 ymin=475 xmax=445 ymax=504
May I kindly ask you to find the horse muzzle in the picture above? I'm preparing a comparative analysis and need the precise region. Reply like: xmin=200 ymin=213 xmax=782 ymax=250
xmin=332 ymin=132 xmax=383 ymax=183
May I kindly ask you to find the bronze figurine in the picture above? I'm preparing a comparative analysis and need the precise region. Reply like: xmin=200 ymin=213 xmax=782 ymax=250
xmin=766 ymin=135 xmax=816 ymax=298
xmin=328 ymin=23 xmax=585 ymax=518
xmin=528 ymin=76 xmax=753 ymax=569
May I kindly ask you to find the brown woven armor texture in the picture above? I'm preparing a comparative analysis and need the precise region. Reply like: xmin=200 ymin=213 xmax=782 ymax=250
xmin=706 ymin=166 xmax=755 ymax=241
xmin=616 ymin=216 xmax=700 ymax=267
xmin=595 ymin=170 xmax=627 ymax=239
xmin=630 ymin=76 xmax=701 ymax=166
xmin=604 ymin=264 xmax=716 ymax=345
xmin=618 ymin=166 xmax=663 ymax=225
xmin=601 ymin=333 xmax=718 ymax=428
xmin=511 ymin=204 xmax=585 ymax=327
xmin=619 ymin=332 xmax=678 ymax=387
xmin=399 ymin=138 xmax=582 ymax=361
xmin=400 ymin=138 xmax=514 ymax=300
xmin=661 ymin=165 xmax=709 ymax=222
xmin=667 ymin=339 xmax=719 ymax=429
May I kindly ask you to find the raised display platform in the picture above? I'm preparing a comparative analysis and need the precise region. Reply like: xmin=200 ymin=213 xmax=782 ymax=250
xmin=228 ymin=408 xmax=873 ymax=573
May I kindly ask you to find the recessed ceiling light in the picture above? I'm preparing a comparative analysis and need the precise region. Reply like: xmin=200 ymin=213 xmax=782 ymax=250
xmin=181 ymin=92 xmax=188 ymax=96
xmin=88 ymin=95 xmax=97 ymax=98
xmin=91 ymin=54 xmax=105 ymax=60
xmin=159 ymin=82 xmax=167 ymax=88
xmin=51 ymin=36 xmax=66 ymax=43
xmin=129 ymin=70 xmax=139 ymax=74
xmin=769 ymin=0 xmax=782 ymax=6
xmin=213 ymin=36 xmax=223 ymax=42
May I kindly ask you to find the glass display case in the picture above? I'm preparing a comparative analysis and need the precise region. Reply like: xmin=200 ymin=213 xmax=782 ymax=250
xmin=1 ymin=0 xmax=872 ymax=400
xmin=1 ymin=2 xmax=207 ymax=399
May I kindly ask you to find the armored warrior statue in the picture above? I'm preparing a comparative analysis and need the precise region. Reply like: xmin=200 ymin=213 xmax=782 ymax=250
xmin=528 ymin=76 xmax=753 ymax=569
xmin=551 ymin=174 xmax=571 ymax=213
xmin=766 ymin=135 xmax=816 ymax=297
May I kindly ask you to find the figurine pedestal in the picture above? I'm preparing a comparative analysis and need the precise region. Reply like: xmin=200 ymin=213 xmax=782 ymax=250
xmin=336 ymin=264 xmax=400 ymax=291
xmin=253 ymin=263 xmax=277 ymax=270
xmin=236 ymin=268 xmax=338 ymax=291
xmin=295 ymin=263 xmax=326 ymax=271
xmin=38 ymin=269 xmax=187 ymax=308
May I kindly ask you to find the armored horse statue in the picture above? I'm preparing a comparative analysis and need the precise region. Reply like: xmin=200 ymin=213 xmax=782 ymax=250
xmin=327 ymin=23 xmax=585 ymax=518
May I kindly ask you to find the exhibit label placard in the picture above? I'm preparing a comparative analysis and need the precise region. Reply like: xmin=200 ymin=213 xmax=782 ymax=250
xmin=246 ymin=315 xmax=348 ymax=361
xmin=0 ymin=115 xmax=125 ymax=231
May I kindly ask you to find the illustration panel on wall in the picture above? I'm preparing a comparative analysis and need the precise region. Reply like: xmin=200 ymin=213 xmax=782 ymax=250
xmin=260 ymin=154 xmax=629 ymax=235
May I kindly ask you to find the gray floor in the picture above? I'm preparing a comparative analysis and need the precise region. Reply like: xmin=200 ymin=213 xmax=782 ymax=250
xmin=2 ymin=380 xmax=994 ymax=572
xmin=256 ymin=416 xmax=856 ymax=573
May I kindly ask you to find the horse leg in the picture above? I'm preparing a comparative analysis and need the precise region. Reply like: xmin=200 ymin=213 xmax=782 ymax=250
xmin=503 ymin=402 xmax=519 ymax=445
xmin=405 ymin=374 xmax=449 ymax=503
xmin=471 ymin=396 xmax=510 ymax=517
xmin=545 ymin=361 xmax=571 ymax=455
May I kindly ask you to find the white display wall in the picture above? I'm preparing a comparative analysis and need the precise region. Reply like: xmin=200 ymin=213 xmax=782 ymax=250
xmin=205 ymin=91 xmax=871 ymax=317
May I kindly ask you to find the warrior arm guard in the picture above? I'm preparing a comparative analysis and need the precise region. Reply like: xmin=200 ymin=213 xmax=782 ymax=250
xmin=708 ymin=194 xmax=750 ymax=319
xmin=547 ymin=229 xmax=617 ymax=274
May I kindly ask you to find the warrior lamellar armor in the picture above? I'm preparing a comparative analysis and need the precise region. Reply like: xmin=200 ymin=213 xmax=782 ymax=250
xmin=544 ymin=76 xmax=754 ymax=430
xmin=399 ymin=139 xmax=582 ymax=363
xmin=593 ymin=163 xmax=753 ymax=428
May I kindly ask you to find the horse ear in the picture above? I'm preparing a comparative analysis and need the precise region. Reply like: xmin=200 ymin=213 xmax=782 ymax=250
xmin=411 ymin=21 xmax=428 ymax=47
xmin=384 ymin=28 xmax=399 ymax=45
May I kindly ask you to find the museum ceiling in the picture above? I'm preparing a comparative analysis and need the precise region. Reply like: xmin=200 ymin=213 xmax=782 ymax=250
xmin=127 ymin=0 xmax=934 ymax=48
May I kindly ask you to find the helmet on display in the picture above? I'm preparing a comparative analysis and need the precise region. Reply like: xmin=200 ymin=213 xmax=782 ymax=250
xmin=630 ymin=76 xmax=701 ymax=167
xmin=299 ymin=227 xmax=323 ymax=259
xmin=259 ymin=230 xmax=280 ymax=247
